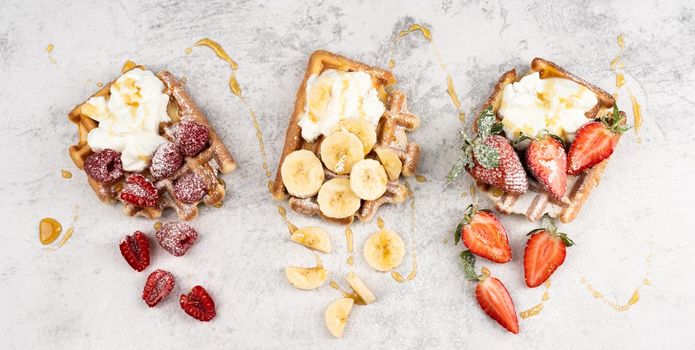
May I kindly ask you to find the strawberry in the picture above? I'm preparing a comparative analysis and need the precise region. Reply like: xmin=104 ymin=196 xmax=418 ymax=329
xmin=142 ymin=269 xmax=175 ymax=307
xmin=523 ymin=218 xmax=574 ymax=288
xmin=567 ymin=106 xmax=630 ymax=175
xmin=119 ymin=231 xmax=150 ymax=272
xmin=526 ymin=135 xmax=567 ymax=199
xmin=454 ymin=205 xmax=511 ymax=263
xmin=449 ymin=107 xmax=528 ymax=194
xmin=461 ymin=251 xmax=519 ymax=334
xmin=180 ymin=285 xmax=216 ymax=321
xmin=120 ymin=174 xmax=159 ymax=207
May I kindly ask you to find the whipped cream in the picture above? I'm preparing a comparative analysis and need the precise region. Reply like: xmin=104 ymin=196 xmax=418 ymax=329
xmin=499 ymin=72 xmax=597 ymax=147
xmin=82 ymin=68 xmax=171 ymax=171
xmin=298 ymin=69 xmax=385 ymax=142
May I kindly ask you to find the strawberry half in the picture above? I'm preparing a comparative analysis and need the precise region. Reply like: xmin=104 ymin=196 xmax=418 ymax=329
xmin=455 ymin=205 xmax=512 ymax=263
xmin=567 ymin=106 xmax=630 ymax=175
xmin=180 ymin=285 xmax=216 ymax=322
xmin=526 ymin=135 xmax=567 ymax=199
xmin=119 ymin=231 xmax=150 ymax=272
xmin=523 ymin=218 xmax=574 ymax=288
xmin=460 ymin=251 xmax=519 ymax=334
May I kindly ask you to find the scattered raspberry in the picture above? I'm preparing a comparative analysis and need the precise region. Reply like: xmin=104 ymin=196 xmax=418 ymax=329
xmin=119 ymin=231 xmax=150 ymax=272
xmin=180 ymin=285 xmax=216 ymax=321
xmin=120 ymin=174 xmax=159 ymax=207
xmin=174 ymin=173 xmax=208 ymax=203
xmin=175 ymin=119 xmax=210 ymax=157
xmin=84 ymin=149 xmax=123 ymax=183
xmin=142 ymin=269 xmax=175 ymax=307
xmin=156 ymin=222 xmax=199 ymax=257
xmin=150 ymin=142 xmax=183 ymax=179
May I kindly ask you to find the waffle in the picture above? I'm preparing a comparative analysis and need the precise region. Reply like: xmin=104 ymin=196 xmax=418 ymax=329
xmin=473 ymin=58 xmax=622 ymax=223
xmin=271 ymin=50 xmax=421 ymax=224
xmin=68 ymin=67 xmax=236 ymax=221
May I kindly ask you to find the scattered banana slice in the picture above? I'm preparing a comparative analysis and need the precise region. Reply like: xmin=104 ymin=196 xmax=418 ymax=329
xmin=285 ymin=254 xmax=328 ymax=290
xmin=290 ymin=226 xmax=332 ymax=253
xmin=325 ymin=297 xmax=354 ymax=338
xmin=363 ymin=229 xmax=405 ymax=272
xmin=375 ymin=148 xmax=403 ymax=181
xmin=346 ymin=272 xmax=376 ymax=305
xmin=317 ymin=178 xmax=361 ymax=219
xmin=320 ymin=131 xmax=364 ymax=174
xmin=334 ymin=118 xmax=377 ymax=155
xmin=281 ymin=150 xmax=325 ymax=198
xmin=349 ymin=159 xmax=388 ymax=201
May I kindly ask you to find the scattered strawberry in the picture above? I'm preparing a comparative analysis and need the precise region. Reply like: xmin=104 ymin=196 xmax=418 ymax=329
xmin=156 ymin=222 xmax=199 ymax=257
xmin=461 ymin=251 xmax=519 ymax=334
xmin=120 ymin=174 xmax=159 ymax=207
xmin=119 ymin=231 xmax=150 ymax=272
xmin=174 ymin=172 xmax=208 ymax=204
xmin=526 ymin=135 xmax=567 ymax=199
xmin=180 ymin=285 xmax=216 ymax=321
xmin=142 ymin=269 xmax=175 ymax=307
xmin=567 ymin=106 xmax=630 ymax=175
xmin=84 ymin=149 xmax=123 ymax=184
xmin=150 ymin=142 xmax=183 ymax=179
xmin=448 ymin=107 xmax=528 ymax=194
xmin=524 ymin=217 xmax=574 ymax=288
xmin=175 ymin=119 xmax=210 ymax=157
xmin=454 ymin=205 xmax=512 ymax=263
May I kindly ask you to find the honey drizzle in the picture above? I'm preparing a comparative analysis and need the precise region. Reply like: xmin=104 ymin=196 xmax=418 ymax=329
xmin=330 ymin=280 xmax=364 ymax=304
xmin=43 ymin=205 xmax=79 ymax=250
xmin=520 ymin=280 xmax=552 ymax=319
xmin=629 ymin=90 xmax=643 ymax=143
xmin=609 ymin=34 xmax=642 ymax=142
xmin=46 ymin=44 xmax=56 ymax=64
xmin=391 ymin=181 xmax=418 ymax=283
xmin=277 ymin=205 xmax=298 ymax=234
xmin=345 ymin=223 xmax=353 ymax=253
xmin=60 ymin=169 xmax=72 ymax=179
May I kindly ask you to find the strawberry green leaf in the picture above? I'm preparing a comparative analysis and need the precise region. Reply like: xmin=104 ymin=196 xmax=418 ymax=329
xmin=557 ymin=232 xmax=575 ymax=247
xmin=454 ymin=222 xmax=463 ymax=245
xmin=447 ymin=157 xmax=468 ymax=181
xmin=476 ymin=106 xmax=497 ymax=139
xmin=473 ymin=142 xmax=499 ymax=169
xmin=460 ymin=250 xmax=482 ymax=281
xmin=490 ymin=122 xmax=504 ymax=135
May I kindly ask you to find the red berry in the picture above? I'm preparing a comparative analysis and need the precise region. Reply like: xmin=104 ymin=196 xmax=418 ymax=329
xmin=180 ymin=285 xmax=216 ymax=321
xmin=84 ymin=149 xmax=124 ymax=183
xmin=175 ymin=120 xmax=209 ymax=157
xmin=524 ymin=229 xmax=572 ymax=288
xmin=567 ymin=121 xmax=619 ymax=175
xmin=476 ymin=276 xmax=519 ymax=334
xmin=526 ymin=135 xmax=567 ymax=199
xmin=119 ymin=231 xmax=150 ymax=272
xmin=156 ymin=222 xmax=198 ymax=257
xmin=174 ymin=173 xmax=208 ymax=204
xmin=120 ymin=174 xmax=159 ymax=207
xmin=150 ymin=142 xmax=183 ymax=179
xmin=142 ymin=269 xmax=175 ymax=307
xmin=461 ymin=209 xmax=512 ymax=263
xmin=468 ymin=135 xmax=528 ymax=194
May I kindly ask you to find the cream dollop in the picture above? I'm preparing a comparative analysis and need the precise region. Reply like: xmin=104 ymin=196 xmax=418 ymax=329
xmin=82 ymin=68 xmax=170 ymax=171
xmin=298 ymin=69 xmax=385 ymax=142
xmin=499 ymin=72 xmax=597 ymax=148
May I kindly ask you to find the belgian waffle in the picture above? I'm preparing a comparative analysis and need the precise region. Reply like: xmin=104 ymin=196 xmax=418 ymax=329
xmin=68 ymin=67 xmax=236 ymax=221
xmin=474 ymin=58 xmax=623 ymax=223
xmin=271 ymin=50 xmax=421 ymax=224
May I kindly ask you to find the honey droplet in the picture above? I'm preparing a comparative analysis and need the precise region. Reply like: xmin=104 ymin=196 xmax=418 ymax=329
xmin=96 ymin=81 xmax=104 ymax=87
xmin=391 ymin=271 xmax=406 ymax=283
xmin=643 ymin=278 xmax=652 ymax=286
xmin=39 ymin=218 xmax=62 ymax=245
xmin=330 ymin=280 xmax=340 ymax=290
xmin=481 ymin=266 xmax=491 ymax=278
xmin=121 ymin=60 xmax=137 ymax=73
xmin=229 ymin=76 xmax=243 ymax=97
xmin=616 ymin=73 xmax=625 ymax=88
xmin=277 ymin=205 xmax=297 ymax=234
xmin=398 ymin=23 xmax=432 ymax=41
xmin=347 ymin=255 xmax=354 ymax=266
xmin=154 ymin=221 xmax=162 ymax=231
xmin=388 ymin=58 xmax=396 ymax=69
xmin=345 ymin=223 xmax=353 ymax=253
xmin=458 ymin=111 xmax=466 ymax=123
xmin=630 ymin=92 xmax=643 ymax=143
xmin=58 ymin=227 xmax=74 ymax=247
xmin=61 ymin=169 xmax=72 ymax=179
xmin=520 ymin=303 xmax=544 ymax=319
xmin=415 ymin=175 xmax=427 ymax=183
xmin=185 ymin=47 xmax=192 ymax=55
xmin=376 ymin=216 xmax=385 ymax=230
xmin=446 ymin=75 xmax=462 ymax=109
xmin=46 ymin=43 xmax=54 ymax=54
xmin=492 ymin=187 xmax=504 ymax=197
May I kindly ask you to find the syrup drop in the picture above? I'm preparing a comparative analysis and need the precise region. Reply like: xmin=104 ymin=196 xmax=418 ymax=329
xmin=61 ymin=169 xmax=72 ymax=179
xmin=277 ymin=205 xmax=298 ymax=234
xmin=39 ymin=218 xmax=62 ymax=245
xmin=415 ymin=175 xmax=427 ymax=183
xmin=154 ymin=221 xmax=162 ymax=231
xmin=345 ymin=223 xmax=353 ymax=253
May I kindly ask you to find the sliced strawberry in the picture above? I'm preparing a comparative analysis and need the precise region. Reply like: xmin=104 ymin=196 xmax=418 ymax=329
xmin=523 ymin=219 xmax=574 ymax=288
xmin=526 ymin=135 xmax=567 ymax=199
xmin=142 ymin=269 xmax=175 ymax=307
xmin=468 ymin=135 xmax=528 ymax=194
xmin=119 ymin=231 xmax=150 ymax=272
xmin=476 ymin=276 xmax=519 ymax=334
xmin=180 ymin=285 xmax=216 ymax=321
xmin=120 ymin=174 xmax=159 ymax=207
xmin=567 ymin=121 xmax=618 ymax=175
xmin=459 ymin=207 xmax=511 ymax=263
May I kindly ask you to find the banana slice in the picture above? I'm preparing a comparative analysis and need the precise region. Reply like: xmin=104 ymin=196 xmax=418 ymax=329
xmin=346 ymin=272 xmax=376 ymax=305
xmin=290 ymin=226 xmax=332 ymax=253
xmin=363 ymin=229 xmax=405 ymax=272
xmin=317 ymin=178 xmax=361 ymax=219
xmin=375 ymin=148 xmax=403 ymax=181
xmin=285 ymin=254 xmax=328 ymax=290
xmin=325 ymin=298 xmax=354 ymax=338
xmin=281 ymin=150 xmax=325 ymax=198
xmin=335 ymin=118 xmax=377 ymax=155
xmin=320 ymin=131 xmax=364 ymax=174
xmin=349 ymin=159 xmax=388 ymax=201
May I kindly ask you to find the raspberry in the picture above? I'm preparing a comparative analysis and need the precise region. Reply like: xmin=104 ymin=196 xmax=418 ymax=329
xmin=84 ymin=149 xmax=123 ymax=184
xmin=156 ymin=222 xmax=198 ymax=257
xmin=173 ymin=173 xmax=208 ymax=203
xmin=120 ymin=174 xmax=159 ymax=207
xmin=118 ymin=231 xmax=150 ymax=272
xmin=142 ymin=269 xmax=175 ymax=307
xmin=180 ymin=285 xmax=216 ymax=321
xmin=150 ymin=142 xmax=183 ymax=179
xmin=175 ymin=120 xmax=209 ymax=157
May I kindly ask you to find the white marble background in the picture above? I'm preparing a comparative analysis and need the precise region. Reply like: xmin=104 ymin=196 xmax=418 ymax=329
xmin=1 ymin=0 xmax=694 ymax=349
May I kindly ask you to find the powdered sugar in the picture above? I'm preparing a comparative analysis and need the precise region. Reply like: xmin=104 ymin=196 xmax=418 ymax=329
xmin=150 ymin=142 xmax=183 ymax=179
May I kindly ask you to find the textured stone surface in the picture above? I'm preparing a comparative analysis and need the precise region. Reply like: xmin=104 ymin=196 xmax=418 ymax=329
xmin=1 ymin=0 xmax=694 ymax=348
